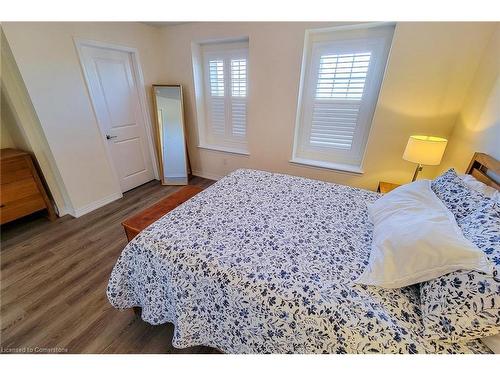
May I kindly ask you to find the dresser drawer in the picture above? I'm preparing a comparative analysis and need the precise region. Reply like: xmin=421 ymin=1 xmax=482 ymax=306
xmin=0 ymin=156 xmax=32 ymax=184
xmin=1 ymin=178 xmax=42 ymax=205
xmin=1 ymin=148 xmax=56 ymax=224
xmin=0 ymin=195 xmax=47 ymax=224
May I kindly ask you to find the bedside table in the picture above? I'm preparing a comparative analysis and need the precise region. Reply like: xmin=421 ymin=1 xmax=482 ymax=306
xmin=377 ymin=181 xmax=401 ymax=194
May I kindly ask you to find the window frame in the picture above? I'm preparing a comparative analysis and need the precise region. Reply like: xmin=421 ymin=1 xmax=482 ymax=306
xmin=193 ymin=40 xmax=249 ymax=155
xmin=291 ymin=23 xmax=395 ymax=173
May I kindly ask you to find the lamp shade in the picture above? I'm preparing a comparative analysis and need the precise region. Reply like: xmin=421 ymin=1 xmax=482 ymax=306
xmin=403 ymin=135 xmax=448 ymax=165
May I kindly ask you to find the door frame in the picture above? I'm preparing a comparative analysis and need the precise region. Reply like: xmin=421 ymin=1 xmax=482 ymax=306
xmin=74 ymin=37 xmax=159 ymax=194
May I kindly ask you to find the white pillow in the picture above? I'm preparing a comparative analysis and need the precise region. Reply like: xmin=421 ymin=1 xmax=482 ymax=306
xmin=481 ymin=334 xmax=500 ymax=354
xmin=459 ymin=173 xmax=499 ymax=199
xmin=356 ymin=180 xmax=491 ymax=289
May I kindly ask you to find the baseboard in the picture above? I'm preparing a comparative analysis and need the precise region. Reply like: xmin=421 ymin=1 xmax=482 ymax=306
xmin=54 ymin=205 xmax=70 ymax=218
xmin=191 ymin=169 xmax=224 ymax=181
xmin=68 ymin=191 xmax=123 ymax=218
xmin=164 ymin=176 xmax=188 ymax=185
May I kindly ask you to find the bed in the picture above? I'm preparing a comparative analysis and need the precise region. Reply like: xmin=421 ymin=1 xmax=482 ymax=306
xmin=107 ymin=153 xmax=498 ymax=354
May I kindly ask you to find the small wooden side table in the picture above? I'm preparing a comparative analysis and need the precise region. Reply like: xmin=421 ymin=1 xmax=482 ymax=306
xmin=377 ymin=181 xmax=401 ymax=194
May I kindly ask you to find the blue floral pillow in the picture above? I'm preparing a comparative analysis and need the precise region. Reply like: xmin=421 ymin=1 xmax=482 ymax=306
xmin=420 ymin=200 xmax=500 ymax=342
xmin=431 ymin=168 xmax=487 ymax=221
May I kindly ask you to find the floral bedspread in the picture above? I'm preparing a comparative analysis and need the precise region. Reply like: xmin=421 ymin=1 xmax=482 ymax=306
xmin=107 ymin=169 xmax=490 ymax=353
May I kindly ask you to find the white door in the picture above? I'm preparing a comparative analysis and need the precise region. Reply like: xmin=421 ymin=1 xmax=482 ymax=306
xmin=79 ymin=44 xmax=154 ymax=192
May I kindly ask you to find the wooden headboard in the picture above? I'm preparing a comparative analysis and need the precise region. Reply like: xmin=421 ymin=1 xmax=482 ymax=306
xmin=465 ymin=152 xmax=500 ymax=190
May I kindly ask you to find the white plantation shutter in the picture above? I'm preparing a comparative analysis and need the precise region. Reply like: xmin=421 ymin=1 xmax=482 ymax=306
xmin=208 ymin=59 xmax=226 ymax=136
xmin=231 ymin=59 xmax=247 ymax=137
xmin=231 ymin=59 xmax=247 ymax=97
xmin=315 ymin=53 xmax=371 ymax=100
xmin=209 ymin=60 xmax=225 ymax=96
xmin=294 ymin=24 xmax=394 ymax=170
xmin=310 ymin=52 xmax=371 ymax=149
xmin=202 ymin=42 xmax=248 ymax=152
xmin=210 ymin=96 xmax=226 ymax=136
xmin=231 ymin=100 xmax=247 ymax=137
xmin=310 ymin=101 xmax=360 ymax=149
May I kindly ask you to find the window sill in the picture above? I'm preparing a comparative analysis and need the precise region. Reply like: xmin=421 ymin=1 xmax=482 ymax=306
xmin=197 ymin=144 xmax=250 ymax=156
xmin=289 ymin=157 xmax=364 ymax=175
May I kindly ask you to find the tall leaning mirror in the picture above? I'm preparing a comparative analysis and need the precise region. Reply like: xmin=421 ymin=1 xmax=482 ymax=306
xmin=152 ymin=85 xmax=190 ymax=185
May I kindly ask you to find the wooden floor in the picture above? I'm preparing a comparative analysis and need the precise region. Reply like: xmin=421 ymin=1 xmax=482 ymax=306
xmin=0 ymin=177 xmax=220 ymax=354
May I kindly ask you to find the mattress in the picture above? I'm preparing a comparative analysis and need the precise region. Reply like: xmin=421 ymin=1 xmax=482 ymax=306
xmin=107 ymin=169 xmax=490 ymax=353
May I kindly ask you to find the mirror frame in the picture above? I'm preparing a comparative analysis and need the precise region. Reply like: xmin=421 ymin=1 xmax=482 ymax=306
xmin=151 ymin=84 xmax=191 ymax=185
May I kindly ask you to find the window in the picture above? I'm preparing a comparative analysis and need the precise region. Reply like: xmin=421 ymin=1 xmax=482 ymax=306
xmin=292 ymin=24 xmax=394 ymax=172
xmin=195 ymin=40 xmax=249 ymax=154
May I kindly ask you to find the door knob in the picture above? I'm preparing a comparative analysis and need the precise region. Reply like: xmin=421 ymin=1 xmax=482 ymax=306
xmin=106 ymin=135 xmax=117 ymax=140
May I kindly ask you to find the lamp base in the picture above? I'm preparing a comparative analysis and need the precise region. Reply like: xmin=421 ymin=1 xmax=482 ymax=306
xmin=411 ymin=164 xmax=423 ymax=182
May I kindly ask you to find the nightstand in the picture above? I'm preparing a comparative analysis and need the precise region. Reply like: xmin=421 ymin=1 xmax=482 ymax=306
xmin=377 ymin=181 xmax=401 ymax=194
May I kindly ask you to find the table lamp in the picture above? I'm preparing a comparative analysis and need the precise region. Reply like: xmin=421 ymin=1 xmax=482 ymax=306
xmin=403 ymin=135 xmax=448 ymax=181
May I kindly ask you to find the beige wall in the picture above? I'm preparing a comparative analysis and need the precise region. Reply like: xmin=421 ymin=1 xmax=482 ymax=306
xmin=2 ymin=28 xmax=71 ymax=214
xmin=442 ymin=24 xmax=500 ymax=173
xmin=1 ymin=92 xmax=17 ymax=148
xmin=2 ymin=22 xmax=165 ymax=216
xmin=160 ymin=22 xmax=496 ymax=189
xmin=1 ymin=89 xmax=31 ymax=150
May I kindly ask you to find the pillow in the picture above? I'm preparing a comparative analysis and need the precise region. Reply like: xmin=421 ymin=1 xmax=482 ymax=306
xmin=481 ymin=333 xmax=500 ymax=354
xmin=459 ymin=173 xmax=499 ymax=199
xmin=356 ymin=180 xmax=491 ymax=289
xmin=431 ymin=168 xmax=488 ymax=221
xmin=420 ymin=200 xmax=500 ymax=342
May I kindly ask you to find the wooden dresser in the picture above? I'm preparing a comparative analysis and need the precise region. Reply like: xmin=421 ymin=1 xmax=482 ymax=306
xmin=1 ymin=148 xmax=56 ymax=224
